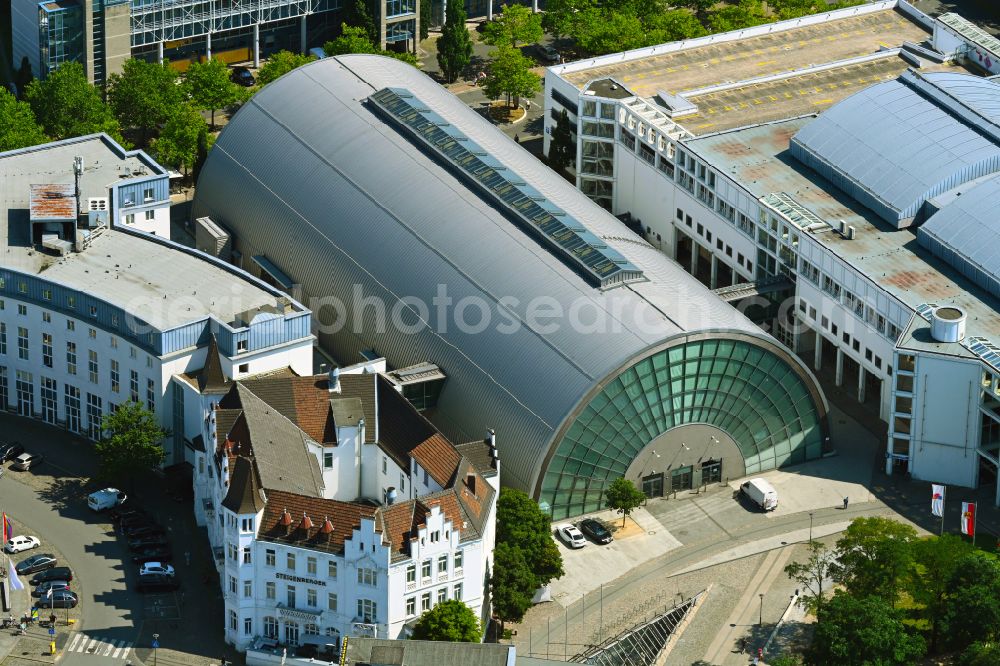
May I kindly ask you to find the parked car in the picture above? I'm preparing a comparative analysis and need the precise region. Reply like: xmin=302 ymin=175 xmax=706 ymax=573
xmin=230 ymin=66 xmax=255 ymax=87
xmin=740 ymin=478 xmax=778 ymax=512
xmin=131 ymin=546 xmax=173 ymax=564
xmin=15 ymin=554 xmax=57 ymax=575
xmin=5 ymin=535 xmax=41 ymax=553
xmin=11 ymin=452 xmax=43 ymax=471
xmin=578 ymin=518 xmax=613 ymax=544
xmin=88 ymin=488 xmax=127 ymax=512
xmin=136 ymin=573 xmax=180 ymax=593
xmin=0 ymin=441 xmax=24 ymax=462
xmin=555 ymin=523 xmax=587 ymax=549
xmin=32 ymin=580 xmax=70 ymax=598
xmin=536 ymin=44 xmax=560 ymax=63
xmin=128 ymin=536 xmax=169 ymax=551
xmin=110 ymin=508 xmax=148 ymax=524
xmin=45 ymin=590 xmax=78 ymax=608
xmin=118 ymin=514 xmax=157 ymax=530
xmin=30 ymin=567 xmax=73 ymax=586
xmin=123 ymin=524 xmax=166 ymax=539
xmin=138 ymin=562 xmax=175 ymax=577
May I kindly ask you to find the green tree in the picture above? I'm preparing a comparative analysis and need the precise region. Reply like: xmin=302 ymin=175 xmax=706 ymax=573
xmin=960 ymin=641 xmax=1000 ymax=666
xmin=575 ymin=10 xmax=645 ymax=56
xmin=14 ymin=56 xmax=34 ymax=98
xmin=941 ymin=551 xmax=1000 ymax=650
xmin=152 ymin=103 xmax=208 ymax=177
xmin=831 ymin=517 xmax=917 ymax=606
xmin=184 ymin=57 xmax=243 ymax=130
xmin=482 ymin=4 xmax=543 ymax=49
xmin=25 ymin=62 xmax=124 ymax=143
xmin=346 ymin=0 xmax=379 ymax=45
xmin=106 ymin=58 xmax=181 ymax=147
xmin=783 ymin=540 xmax=836 ymax=614
xmin=495 ymin=488 xmax=564 ymax=587
xmin=806 ymin=593 xmax=925 ymax=666
xmin=768 ymin=656 xmax=803 ymax=666
xmin=707 ymin=0 xmax=768 ymax=33
xmin=482 ymin=46 xmax=540 ymax=109
xmin=325 ymin=23 xmax=378 ymax=56
xmin=548 ymin=108 xmax=575 ymax=174
xmin=95 ymin=401 xmax=168 ymax=486
xmin=908 ymin=534 xmax=974 ymax=652
xmin=411 ymin=599 xmax=481 ymax=642
xmin=645 ymin=9 xmax=708 ymax=44
xmin=256 ymin=50 xmax=315 ymax=87
xmin=436 ymin=3 xmax=473 ymax=83
xmin=193 ymin=124 xmax=214 ymax=183
xmin=542 ymin=0 xmax=595 ymax=41
xmin=419 ymin=0 xmax=431 ymax=41
xmin=604 ymin=477 xmax=645 ymax=527
xmin=677 ymin=0 xmax=716 ymax=24
xmin=490 ymin=542 xmax=537 ymax=632
xmin=0 ymin=87 xmax=48 ymax=151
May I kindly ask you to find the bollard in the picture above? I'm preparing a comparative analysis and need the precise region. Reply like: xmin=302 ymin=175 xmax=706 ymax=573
xmin=50 ymin=641 xmax=56 ymax=654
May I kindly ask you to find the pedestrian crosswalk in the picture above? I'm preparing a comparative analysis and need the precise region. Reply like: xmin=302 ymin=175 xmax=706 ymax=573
xmin=651 ymin=491 xmax=741 ymax=535
xmin=65 ymin=632 xmax=133 ymax=660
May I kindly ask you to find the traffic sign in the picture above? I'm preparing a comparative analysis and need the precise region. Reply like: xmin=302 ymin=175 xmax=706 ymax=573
xmin=48 ymin=627 xmax=55 ymax=636
xmin=152 ymin=639 xmax=159 ymax=648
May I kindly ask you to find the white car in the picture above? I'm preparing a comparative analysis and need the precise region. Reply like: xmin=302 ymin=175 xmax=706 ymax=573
xmin=555 ymin=523 xmax=587 ymax=549
xmin=5 ymin=535 xmax=41 ymax=553
xmin=139 ymin=562 xmax=175 ymax=577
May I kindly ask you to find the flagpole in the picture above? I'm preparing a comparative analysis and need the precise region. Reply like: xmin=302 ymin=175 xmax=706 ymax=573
xmin=940 ymin=486 xmax=945 ymax=536
xmin=973 ymin=502 xmax=977 ymax=545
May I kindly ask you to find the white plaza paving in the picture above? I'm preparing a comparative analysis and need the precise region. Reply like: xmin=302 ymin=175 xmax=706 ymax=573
xmin=65 ymin=632 xmax=134 ymax=660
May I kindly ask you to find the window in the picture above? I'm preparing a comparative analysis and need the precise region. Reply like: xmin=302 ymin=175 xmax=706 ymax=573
xmin=454 ymin=583 xmax=463 ymax=601
xmin=285 ymin=621 xmax=299 ymax=646
xmin=42 ymin=312 xmax=51 ymax=323
xmin=853 ymin=339 xmax=860 ymax=353
xmin=865 ymin=349 xmax=873 ymax=363
xmin=307 ymin=557 xmax=317 ymax=575
xmin=228 ymin=576 xmax=236 ymax=594
xmin=237 ymin=339 xmax=248 ymax=353
xmin=325 ymin=627 xmax=341 ymax=639
xmin=244 ymin=617 xmax=252 ymax=636
xmin=421 ymin=593 xmax=431 ymax=611
xmin=143 ymin=187 xmax=154 ymax=202
xmin=304 ymin=623 xmax=319 ymax=636
xmin=17 ymin=326 xmax=28 ymax=360
xmin=241 ymin=517 xmax=254 ymax=532
xmin=42 ymin=333 xmax=52 ymax=368
xmin=357 ymin=599 xmax=377 ymax=623
xmin=243 ymin=547 xmax=251 ymax=564
xmin=328 ymin=592 xmax=338 ymax=611
xmin=328 ymin=560 xmax=337 ymax=579
xmin=406 ymin=565 xmax=416 ymax=584
xmin=238 ymin=363 xmax=249 ymax=373
xmin=66 ymin=320 xmax=74 ymax=332
xmin=17 ymin=304 xmax=26 ymax=315
xmin=357 ymin=567 xmax=376 ymax=586
xmin=41 ymin=377 xmax=57 ymax=424
xmin=125 ymin=214 xmax=135 ymax=225
xmin=454 ymin=550 xmax=463 ymax=570
xmin=286 ymin=585 xmax=296 ymax=608
xmin=147 ymin=378 xmax=155 ymax=412
xmin=64 ymin=384 xmax=80 ymax=432
xmin=265 ymin=549 xmax=275 ymax=567
xmin=129 ymin=370 xmax=139 ymax=401
xmin=16 ymin=370 xmax=34 ymax=417
xmin=831 ymin=323 xmax=839 ymax=336
xmin=228 ymin=610 xmax=236 ymax=632
xmin=421 ymin=560 xmax=432 ymax=579
xmin=88 ymin=350 xmax=98 ymax=383
xmin=243 ymin=580 xmax=252 ymax=598
xmin=110 ymin=335 xmax=117 ymax=348
xmin=437 ymin=588 xmax=447 ymax=604
xmin=110 ymin=359 xmax=119 ymax=392
xmin=144 ymin=210 xmax=154 ymax=221
xmin=286 ymin=553 xmax=295 ymax=570
xmin=307 ymin=588 xmax=317 ymax=607
xmin=382 ymin=456 xmax=387 ymax=474
xmin=323 ymin=451 xmax=333 ymax=469
xmin=438 ymin=555 xmax=448 ymax=574
xmin=266 ymin=582 xmax=275 ymax=600
xmin=808 ymin=306 xmax=816 ymax=320
xmin=423 ymin=467 xmax=429 ymax=485
xmin=263 ymin=617 xmax=278 ymax=639
xmin=676 ymin=208 xmax=683 ymax=221
xmin=86 ymin=393 xmax=102 ymax=439
xmin=406 ymin=597 xmax=416 ymax=616
xmin=0 ymin=323 xmax=6 ymax=355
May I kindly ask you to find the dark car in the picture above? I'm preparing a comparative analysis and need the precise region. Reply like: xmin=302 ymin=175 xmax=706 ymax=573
xmin=46 ymin=590 xmax=78 ymax=608
xmin=536 ymin=44 xmax=560 ymax=64
xmin=0 ymin=441 xmax=24 ymax=462
xmin=578 ymin=518 xmax=613 ymax=544
xmin=30 ymin=567 xmax=73 ymax=586
xmin=15 ymin=554 xmax=57 ymax=575
xmin=230 ymin=66 xmax=255 ymax=87
xmin=132 ymin=547 xmax=173 ymax=564
xmin=128 ymin=536 xmax=168 ymax=551
xmin=118 ymin=515 xmax=158 ymax=532
xmin=110 ymin=508 xmax=148 ymax=524
xmin=136 ymin=573 xmax=180 ymax=593
xmin=122 ymin=524 xmax=165 ymax=539
xmin=32 ymin=580 xmax=70 ymax=597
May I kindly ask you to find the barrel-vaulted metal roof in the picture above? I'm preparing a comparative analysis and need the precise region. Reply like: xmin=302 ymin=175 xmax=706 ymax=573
xmin=919 ymin=174 xmax=1000 ymax=298
xmin=790 ymin=70 xmax=1000 ymax=225
xmin=193 ymin=55 xmax=805 ymax=494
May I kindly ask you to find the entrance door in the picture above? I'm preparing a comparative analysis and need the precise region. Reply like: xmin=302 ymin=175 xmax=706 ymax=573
xmin=642 ymin=473 xmax=664 ymax=498
xmin=671 ymin=466 xmax=693 ymax=492
xmin=701 ymin=459 xmax=722 ymax=485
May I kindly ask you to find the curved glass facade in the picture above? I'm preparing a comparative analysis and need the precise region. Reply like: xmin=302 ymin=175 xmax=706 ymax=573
xmin=540 ymin=338 xmax=824 ymax=519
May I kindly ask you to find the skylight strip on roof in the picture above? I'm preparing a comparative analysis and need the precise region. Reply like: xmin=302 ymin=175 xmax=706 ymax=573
xmin=369 ymin=87 xmax=643 ymax=288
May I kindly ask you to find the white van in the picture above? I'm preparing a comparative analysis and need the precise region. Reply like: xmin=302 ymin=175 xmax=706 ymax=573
xmin=87 ymin=488 xmax=127 ymax=512
xmin=740 ymin=478 xmax=778 ymax=511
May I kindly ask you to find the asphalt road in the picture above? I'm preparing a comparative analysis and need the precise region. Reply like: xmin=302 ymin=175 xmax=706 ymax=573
xmin=0 ymin=471 xmax=140 ymax=665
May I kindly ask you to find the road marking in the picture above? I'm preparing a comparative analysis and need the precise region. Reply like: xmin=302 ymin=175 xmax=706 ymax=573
xmin=813 ymin=99 xmax=833 ymax=105
xmin=112 ymin=642 xmax=130 ymax=659
xmin=756 ymin=60 xmax=776 ymax=67
xmin=67 ymin=633 xmax=85 ymax=651
xmin=102 ymin=640 xmax=116 ymax=656
xmin=697 ymin=123 xmax=715 ymax=129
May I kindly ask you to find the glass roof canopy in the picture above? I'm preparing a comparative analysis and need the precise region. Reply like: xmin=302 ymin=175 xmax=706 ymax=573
xmin=369 ymin=87 xmax=644 ymax=289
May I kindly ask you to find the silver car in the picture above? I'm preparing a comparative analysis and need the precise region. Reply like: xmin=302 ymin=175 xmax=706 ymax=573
xmin=11 ymin=452 xmax=43 ymax=471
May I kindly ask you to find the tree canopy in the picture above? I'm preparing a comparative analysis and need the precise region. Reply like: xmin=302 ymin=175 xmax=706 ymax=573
xmin=0 ymin=87 xmax=48 ymax=152
xmin=411 ymin=599 xmax=481 ymax=642
xmin=184 ymin=58 xmax=244 ymax=129
xmin=153 ymin=103 xmax=208 ymax=176
xmin=324 ymin=24 xmax=419 ymax=65
xmin=482 ymin=4 xmax=543 ymax=49
xmin=831 ymin=516 xmax=917 ymax=605
xmin=495 ymin=488 xmax=564 ymax=588
xmin=107 ymin=58 xmax=181 ymax=147
xmin=436 ymin=3 xmax=473 ymax=83
xmin=95 ymin=401 xmax=167 ymax=485
xmin=25 ymin=62 xmax=124 ymax=144
xmin=490 ymin=542 xmax=537 ymax=629
xmin=482 ymin=46 xmax=540 ymax=109
xmin=604 ymin=477 xmax=645 ymax=527
xmin=784 ymin=540 xmax=836 ymax=614
xmin=256 ymin=50 xmax=316 ymax=87
xmin=807 ymin=592 xmax=925 ymax=666
xmin=940 ymin=551 xmax=1000 ymax=650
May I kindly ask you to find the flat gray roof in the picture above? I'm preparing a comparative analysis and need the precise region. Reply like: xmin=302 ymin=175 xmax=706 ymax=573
xmin=0 ymin=135 xmax=287 ymax=331
xmin=687 ymin=117 xmax=1000 ymax=354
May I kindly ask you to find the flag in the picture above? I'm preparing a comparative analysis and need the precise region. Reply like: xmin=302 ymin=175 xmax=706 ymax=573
xmin=7 ymin=557 xmax=24 ymax=591
xmin=2 ymin=512 xmax=10 ymax=542
xmin=931 ymin=484 xmax=945 ymax=518
xmin=961 ymin=502 xmax=976 ymax=536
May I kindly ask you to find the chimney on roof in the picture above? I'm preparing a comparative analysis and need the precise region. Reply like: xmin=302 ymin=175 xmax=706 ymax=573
xmin=279 ymin=508 xmax=293 ymax=534
xmin=300 ymin=512 xmax=314 ymax=532
xmin=320 ymin=516 xmax=334 ymax=537
xmin=465 ymin=473 xmax=477 ymax=496
xmin=486 ymin=428 xmax=498 ymax=462
xmin=328 ymin=367 xmax=341 ymax=393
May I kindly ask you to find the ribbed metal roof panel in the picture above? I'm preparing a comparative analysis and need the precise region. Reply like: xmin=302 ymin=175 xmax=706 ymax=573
xmin=193 ymin=55 xmax=769 ymax=493
xmin=790 ymin=71 xmax=1000 ymax=224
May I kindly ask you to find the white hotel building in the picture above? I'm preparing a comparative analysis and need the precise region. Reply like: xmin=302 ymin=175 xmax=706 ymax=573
xmin=0 ymin=134 xmax=313 ymax=464
xmin=544 ymin=1 xmax=1000 ymax=504
xmin=185 ymin=360 xmax=498 ymax=651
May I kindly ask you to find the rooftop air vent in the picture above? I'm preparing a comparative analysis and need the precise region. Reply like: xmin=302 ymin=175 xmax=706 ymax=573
xmin=930 ymin=306 xmax=966 ymax=343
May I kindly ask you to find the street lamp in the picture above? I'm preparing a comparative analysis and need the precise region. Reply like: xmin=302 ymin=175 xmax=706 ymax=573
xmin=809 ymin=512 xmax=814 ymax=543
xmin=759 ymin=594 xmax=764 ymax=627
xmin=152 ymin=633 xmax=159 ymax=666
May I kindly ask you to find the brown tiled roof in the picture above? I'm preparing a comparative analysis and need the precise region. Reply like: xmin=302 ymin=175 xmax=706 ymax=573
xmin=199 ymin=335 xmax=229 ymax=394
xmin=455 ymin=440 xmax=498 ymax=478
xmin=410 ymin=434 xmax=462 ymax=488
xmin=377 ymin=500 xmax=420 ymax=562
xmin=222 ymin=455 xmax=266 ymax=514
xmin=259 ymin=489 xmax=377 ymax=555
